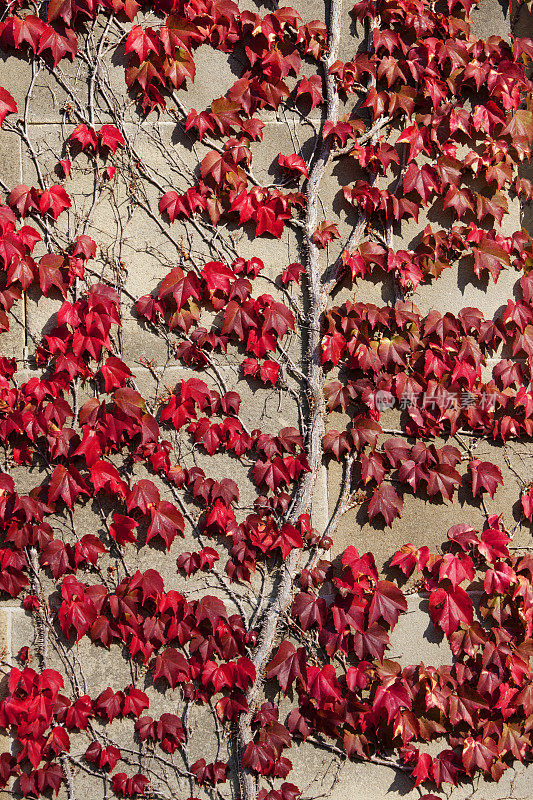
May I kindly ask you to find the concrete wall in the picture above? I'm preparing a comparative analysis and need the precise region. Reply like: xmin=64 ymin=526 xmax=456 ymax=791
xmin=0 ymin=0 xmax=532 ymax=798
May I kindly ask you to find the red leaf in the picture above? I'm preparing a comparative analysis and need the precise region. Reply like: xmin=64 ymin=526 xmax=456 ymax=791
xmin=282 ymin=262 xmax=305 ymax=284
xmin=85 ymin=741 xmax=121 ymax=771
xmin=112 ymin=772 xmax=149 ymax=797
xmin=147 ymin=501 xmax=185 ymax=550
xmin=65 ymin=695 xmax=93 ymax=730
xmin=215 ymin=692 xmax=248 ymax=721
xmin=462 ymin=736 xmax=498 ymax=775
xmin=127 ymin=479 xmax=160 ymax=513
xmin=70 ymin=124 xmax=98 ymax=150
xmin=95 ymin=687 xmax=124 ymax=722
xmin=259 ymin=360 xmax=279 ymax=385
xmin=391 ymin=543 xmax=424 ymax=576
xmin=157 ymin=713 xmax=186 ymax=752
xmin=350 ymin=416 xmax=382 ymax=450
xmin=412 ymin=753 xmax=432 ymax=787
xmin=98 ymin=124 xmax=125 ymax=153
xmin=59 ymin=159 xmax=71 ymax=177
xmin=201 ymin=260 xmax=235 ymax=295
xmin=43 ymin=726 xmax=70 ymax=757
xmin=73 ymin=234 xmax=96 ymax=259
xmin=242 ymin=741 xmax=276 ymax=774
xmin=278 ymin=153 xmax=308 ymax=179
xmin=37 ymin=26 xmax=78 ymax=69
xmin=202 ymin=660 xmax=234 ymax=692
xmin=312 ymin=221 xmax=340 ymax=249
xmin=123 ymin=686 xmax=149 ymax=717
xmin=368 ymin=486 xmax=403 ymax=526
xmin=114 ymin=387 xmax=146 ymax=419
xmin=48 ymin=465 xmax=89 ymax=508
xmin=468 ymin=460 xmax=503 ymax=499
xmin=503 ymin=109 xmax=533 ymax=147
xmin=295 ymin=76 xmax=323 ymax=109
xmin=153 ymin=648 xmax=190 ymax=688
xmin=255 ymin=204 xmax=286 ymax=238
xmin=429 ymin=585 xmax=473 ymax=637
xmin=521 ymin=487 xmax=533 ymax=520
xmin=110 ymin=514 xmax=138 ymax=546
xmin=477 ymin=527 xmax=510 ymax=563
xmin=176 ymin=551 xmax=200 ymax=576
xmin=159 ymin=190 xmax=182 ymax=222
xmin=368 ymin=580 xmax=407 ymax=627
xmin=0 ymin=87 xmax=17 ymax=127
xmin=39 ymin=184 xmax=71 ymax=219
xmin=125 ymin=25 xmax=159 ymax=61
xmin=484 ymin=561 xmax=516 ymax=594
xmin=186 ymin=108 xmax=215 ymax=138
xmin=292 ymin=592 xmax=327 ymax=631
xmin=307 ymin=664 xmax=342 ymax=708
xmin=75 ymin=534 xmax=106 ymax=566
xmin=47 ymin=0 xmax=76 ymax=25
xmin=438 ymin=553 xmax=475 ymax=589
xmin=323 ymin=429 xmax=351 ymax=460
xmin=39 ymin=253 xmax=66 ymax=296
xmin=90 ymin=461 xmax=129 ymax=497
xmin=426 ymin=464 xmax=462 ymax=502
xmin=253 ymin=458 xmax=289 ymax=492
xmin=8 ymin=184 xmax=38 ymax=216
xmin=265 ymin=641 xmax=307 ymax=694
xmin=135 ymin=716 xmax=157 ymax=742
xmin=100 ymin=356 xmax=132 ymax=392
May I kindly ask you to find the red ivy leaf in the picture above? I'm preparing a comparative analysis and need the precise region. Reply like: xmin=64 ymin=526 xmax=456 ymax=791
xmin=368 ymin=580 xmax=407 ymax=627
xmin=147 ymin=501 xmax=185 ymax=550
xmin=278 ymin=153 xmax=308 ymax=179
xmin=0 ymin=87 xmax=17 ymax=127
xmin=70 ymin=124 xmax=98 ymax=150
xmin=265 ymin=641 xmax=307 ymax=695
xmin=153 ymin=648 xmax=190 ymax=688
xmin=39 ymin=185 xmax=72 ymax=219
xmin=282 ymin=262 xmax=305 ymax=284
xmin=368 ymin=486 xmax=403 ymax=526
xmin=469 ymin=460 xmax=503 ymax=499
xmin=48 ymin=465 xmax=89 ymax=508
xmin=295 ymin=76 xmax=323 ymax=109
xmin=112 ymin=772 xmax=149 ymax=797
xmin=100 ymin=356 xmax=132 ymax=392
xmin=429 ymin=585 xmax=473 ymax=637
xmin=98 ymin=124 xmax=125 ymax=153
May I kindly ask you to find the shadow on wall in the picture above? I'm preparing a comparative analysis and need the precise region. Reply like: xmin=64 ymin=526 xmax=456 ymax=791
xmin=516 ymin=3 xmax=533 ymax=235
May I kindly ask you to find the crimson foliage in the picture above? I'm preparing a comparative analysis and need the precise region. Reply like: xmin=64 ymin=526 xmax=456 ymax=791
xmin=0 ymin=0 xmax=531 ymax=796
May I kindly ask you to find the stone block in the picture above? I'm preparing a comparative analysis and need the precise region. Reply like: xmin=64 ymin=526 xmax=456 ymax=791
xmin=0 ymin=608 xmax=33 ymax=762
xmin=1 ymin=311 xmax=26 ymax=365
xmin=389 ymin=592 xmax=453 ymax=667
xmin=326 ymin=419 xmax=533 ymax=572
xmin=181 ymin=43 xmax=242 ymax=111
xmin=0 ymin=130 xmax=21 ymax=186
xmin=514 ymin=0 xmax=533 ymax=39
xmin=0 ymin=6 xmax=530 ymax=800
xmin=288 ymin=747 xmax=533 ymax=800
xmin=413 ymin=259 xmax=519 ymax=320
xmin=471 ymin=0 xmax=510 ymax=37
xmin=25 ymin=284 xmax=62 ymax=348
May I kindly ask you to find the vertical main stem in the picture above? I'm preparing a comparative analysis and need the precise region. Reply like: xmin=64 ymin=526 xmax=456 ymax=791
xmin=235 ymin=0 xmax=344 ymax=796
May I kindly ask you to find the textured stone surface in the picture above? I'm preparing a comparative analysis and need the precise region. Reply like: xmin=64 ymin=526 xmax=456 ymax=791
xmin=0 ymin=1 xmax=531 ymax=798
xmin=389 ymin=593 xmax=453 ymax=667
xmin=0 ymin=609 xmax=34 ymax=761
xmin=289 ymin=750 xmax=533 ymax=800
